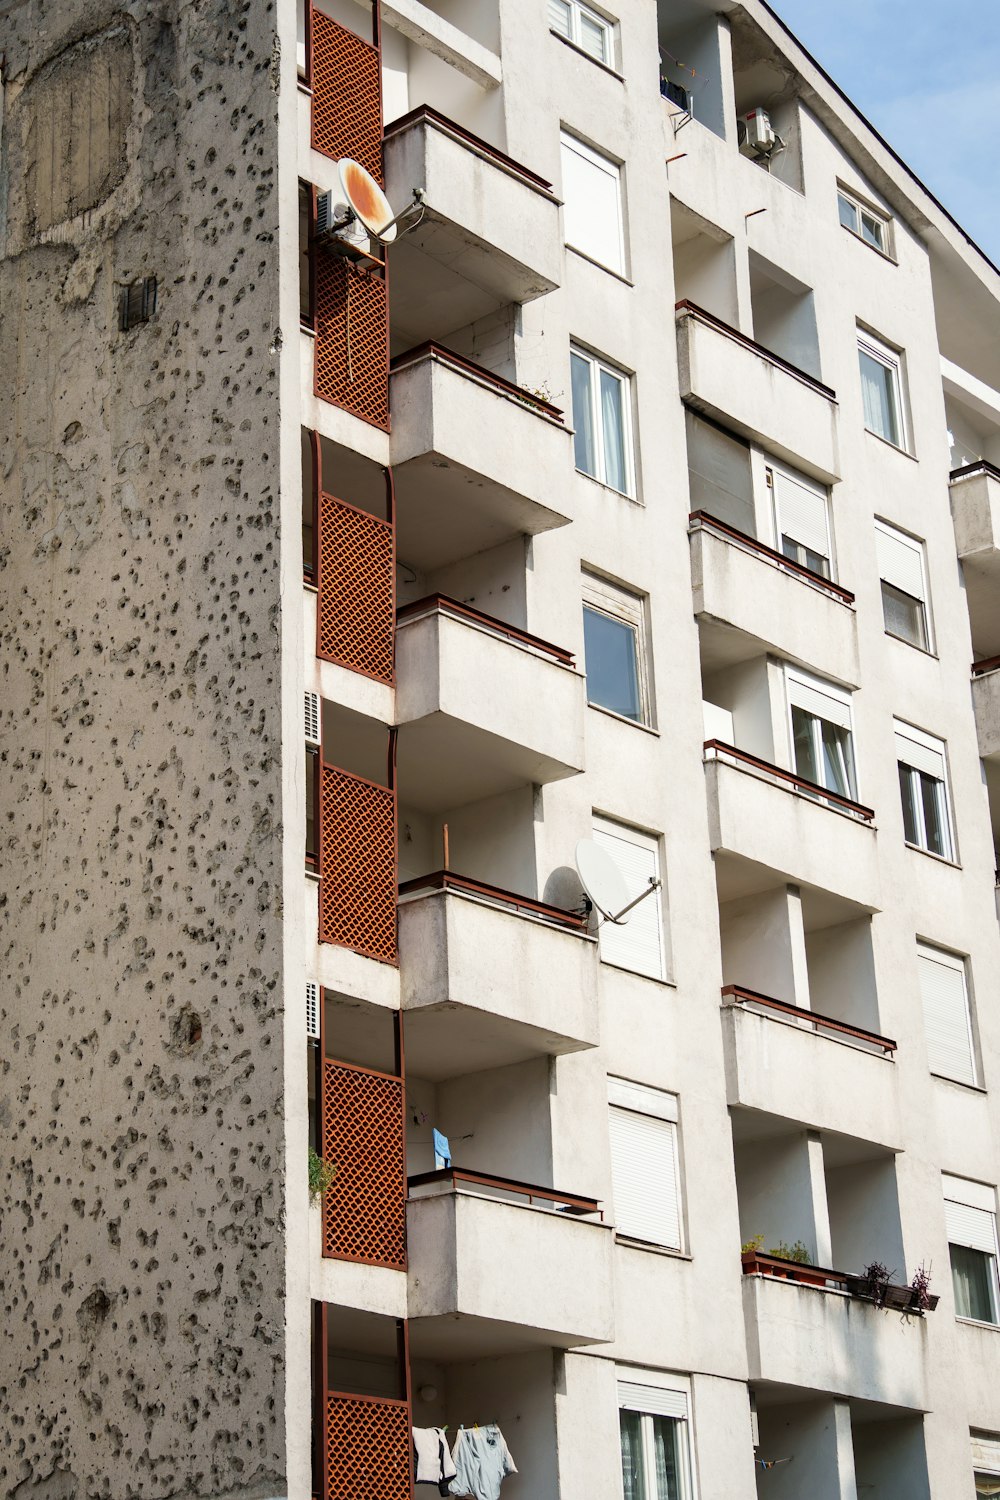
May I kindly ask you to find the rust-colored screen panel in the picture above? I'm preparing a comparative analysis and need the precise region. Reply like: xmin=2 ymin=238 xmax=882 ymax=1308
xmin=319 ymin=765 xmax=397 ymax=964
xmin=322 ymin=1060 xmax=406 ymax=1267
xmin=315 ymin=256 xmax=389 ymax=430
xmin=310 ymin=10 xmax=384 ymax=183
xmin=317 ymin=495 xmax=394 ymax=684
xmin=326 ymin=1394 xmax=411 ymax=1500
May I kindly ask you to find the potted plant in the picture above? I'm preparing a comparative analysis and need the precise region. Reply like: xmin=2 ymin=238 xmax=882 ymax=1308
xmin=846 ymin=1260 xmax=891 ymax=1307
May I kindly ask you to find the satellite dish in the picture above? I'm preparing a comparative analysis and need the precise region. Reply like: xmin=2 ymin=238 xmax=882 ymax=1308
xmin=575 ymin=839 xmax=630 ymax=922
xmin=337 ymin=158 xmax=398 ymax=244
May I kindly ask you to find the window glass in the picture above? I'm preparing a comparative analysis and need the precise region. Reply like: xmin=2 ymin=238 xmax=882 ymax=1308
xmin=600 ymin=366 xmax=628 ymax=490
xmin=976 ymin=1475 xmax=1000 ymax=1497
xmin=770 ymin=463 xmax=832 ymax=579
xmin=571 ymin=352 xmax=596 ymax=476
xmin=550 ymin=0 xmax=611 ymax=62
xmin=895 ymin=721 xmax=952 ymax=858
xmin=619 ymin=1405 xmax=690 ymax=1500
xmin=876 ymin=520 xmax=929 ymax=648
xmin=882 ymin=581 xmax=927 ymax=648
xmin=620 ymin=1411 xmax=648 ymax=1500
xmin=861 ymin=210 xmax=885 ymax=251
xmin=859 ymin=345 xmax=901 ymax=445
xmin=787 ymin=672 xmax=857 ymax=802
xmin=920 ymin=773 xmax=948 ymax=856
xmin=570 ymin=346 xmax=633 ymax=494
xmin=580 ymin=11 xmax=609 ymax=60
xmin=952 ymin=1244 xmax=998 ymax=1322
xmin=837 ymin=193 xmax=858 ymax=233
xmin=560 ymin=133 xmax=623 ymax=274
xmin=583 ymin=605 xmax=641 ymax=720
xmin=548 ymin=0 xmax=572 ymax=35
xmin=839 ymin=188 xmax=891 ymax=254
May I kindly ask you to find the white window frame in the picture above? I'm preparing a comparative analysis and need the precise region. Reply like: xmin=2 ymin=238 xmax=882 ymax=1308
xmin=571 ymin=344 xmax=635 ymax=496
xmin=592 ymin=814 xmax=666 ymax=980
xmin=766 ymin=460 xmax=834 ymax=580
xmin=548 ymin=0 xmax=614 ymax=67
xmin=784 ymin=666 xmax=858 ymax=803
xmin=560 ymin=131 xmax=625 ymax=274
xmin=617 ymin=1369 xmax=696 ymax=1500
xmin=875 ymin=518 xmax=932 ymax=651
xmin=837 ymin=184 xmax=893 ymax=257
xmin=943 ymin=1175 xmax=1000 ymax=1327
xmin=917 ymin=941 xmax=978 ymax=1087
xmin=858 ymin=327 xmax=909 ymax=451
xmin=608 ymin=1078 xmax=683 ymax=1250
xmin=894 ymin=719 xmax=954 ymax=860
xmin=582 ymin=572 xmax=652 ymax=726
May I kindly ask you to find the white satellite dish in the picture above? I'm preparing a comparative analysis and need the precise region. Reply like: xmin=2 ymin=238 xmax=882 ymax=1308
xmin=338 ymin=157 xmax=399 ymax=244
xmin=315 ymin=160 xmax=425 ymax=256
xmin=574 ymin=838 xmax=662 ymax=926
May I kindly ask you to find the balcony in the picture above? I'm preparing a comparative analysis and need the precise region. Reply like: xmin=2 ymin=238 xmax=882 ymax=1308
xmin=951 ymin=460 xmax=1000 ymax=561
xmin=689 ymin=512 xmax=858 ymax=686
xmin=396 ymin=873 xmax=598 ymax=1079
xmin=406 ymin=1168 xmax=614 ymax=1357
xmin=676 ymin=301 xmax=840 ymax=483
xmin=383 ymin=106 xmax=559 ymax=347
xmin=721 ymin=988 xmax=900 ymax=1149
xmin=704 ymin=742 xmax=880 ymax=911
xmin=395 ymin=596 xmax=584 ymax=809
xmin=973 ymin=659 xmax=1000 ymax=760
xmin=389 ymin=344 xmax=573 ymax=569
xmin=742 ymin=1256 xmax=932 ymax=1408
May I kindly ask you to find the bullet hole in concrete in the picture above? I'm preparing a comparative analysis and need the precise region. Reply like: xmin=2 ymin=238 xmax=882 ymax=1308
xmin=76 ymin=1287 xmax=111 ymax=1338
xmin=167 ymin=1006 xmax=203 ymax=1054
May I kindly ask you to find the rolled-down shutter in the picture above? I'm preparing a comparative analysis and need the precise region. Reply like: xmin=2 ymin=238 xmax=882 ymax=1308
xmin=875 ymin=521 xmax=924 ymax=598
xmin=785 ymin=668 xmax=853 ymax=730
xmin=617 ymin=1382 xmax=688 ymax=1420
xmin=945 ymin=1198 xmax=998 ymax=1255
xmin=770 ymin=466 xmax=830 ymax=560
xmin=609 ymin=1095 xmax=681 ymax=1249
xmin=593 ymin=819 xmax=664 ymax=979
xmin=894 ymin=724 xmax=945 ymax=779
xmin=918 ymin=946 xmax=976 ymax=1085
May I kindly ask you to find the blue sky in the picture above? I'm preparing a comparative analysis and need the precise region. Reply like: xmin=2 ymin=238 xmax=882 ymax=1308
xmin=771 ymin=0 xmax=1000 ymax=265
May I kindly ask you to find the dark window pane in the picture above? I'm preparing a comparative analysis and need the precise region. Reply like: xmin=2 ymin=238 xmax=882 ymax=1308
xmin=572 ymin=354 xmax=596 ymax=477
xmin=620 ymin=1411 xmax=647 ymax=1500
xmin=881 ymin=581 xmax=927 ymax=648
xmin=599 ymin=367 xmax=627 ymax=492
xmin=781 ymin=535 xmax=830 ymax=578
xmin=859 ymin=349 xmax=900 ymax=445
xmin=898 ymin=763 xmax=920 ymax=844
xmin=299 ymin=183 xmax=313 ymax=324
xmin=919 ymin=771 xmax=947 ymax=856
xmin=306 ymin=749 xmax=319 ymax=866
xmin=584 ymin=605 xmax=641 ymax=720
xmin=791 ymin=706 xmax=820 ymax=784
xmin=861 ymin=212 xmax=885 ymax=251
xmin=651 ymin=1416 xmax=683 ymax=1500
xmin=951 ymin=1243 xmax=997 ymax=1322
xmin=838 ymin=195 xmax=858 ymax=232
xmin=820 ymin=719 xmax=856 ymax=800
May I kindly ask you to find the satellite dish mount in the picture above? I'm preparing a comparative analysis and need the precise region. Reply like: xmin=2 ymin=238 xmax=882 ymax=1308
xmin=574 ymin=839 xmax=662 ymax=926
xmin=316 ymin=158 xmax=425 ymax=262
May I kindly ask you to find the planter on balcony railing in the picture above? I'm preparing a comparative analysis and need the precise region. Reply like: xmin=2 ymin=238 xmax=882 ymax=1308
xmin=742 ymin=1251 xmax=939 ymax=1313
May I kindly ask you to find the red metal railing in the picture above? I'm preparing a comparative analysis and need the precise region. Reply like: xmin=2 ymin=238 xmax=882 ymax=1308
xmin=325 ymin=1392 xmax=411 ymax=1500
xmin=741 ymin=1251 xmax=938 ymax=1311
xmin=950 ymin=459 xmax=1000 ymax=483
xmin=972 ymin=655 xmax=1000 ymax=677
xmin=317 ymin=493 xmax=395 ymax=683
xmin=315 ymin=255 xmax=390 ymax=430
xmin=689 ymin=510 xmax=855 ymax=605
xmin=389 ymin=341 xmax=564 ymax=422
xmin=322 ymin=1058 xmax=406 ymax=1268
xmin=704 ymin=740 xmax=875 ymax=822
xmin=319 ymin=764 xmax=398 ymax=963
xmin=408 ymin=1166 xmax=602 ymax=1217
xmin=397 ymin=869 xmax=588 ymax=933
xmin=675 ymin=299 xmax=838 ymax=403
xmin=722 ymin=984 xmax=896 ymax=1055
xmin=396 ymin=594 xmax=575 ymax=667
xmin=383 ymin=103 xmax=554 ymax=193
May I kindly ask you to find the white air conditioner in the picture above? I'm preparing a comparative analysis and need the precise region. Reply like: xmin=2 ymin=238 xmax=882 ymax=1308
xmin=306 ymin=980 xmax=321 ymax=1041
xmin=305 ymin=691 xmax=321 ymax=748
xmin=315 ymin=189 xmax=371 ymax=253
xmin=738 ymin=108 xmax=777 ymax=158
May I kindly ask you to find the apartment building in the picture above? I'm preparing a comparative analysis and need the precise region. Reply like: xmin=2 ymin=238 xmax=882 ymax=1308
xmin=3 ymin=0 xmax=1000 ymax=1496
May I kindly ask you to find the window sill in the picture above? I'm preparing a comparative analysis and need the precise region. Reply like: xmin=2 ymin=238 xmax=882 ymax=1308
xmin=864 ymin=426 xmax=917 ymax=462
xmin=956 ymin=1316 xmax=1000 ymax=1332
xmin=840 ymin=222 xmax=898 ymax=266
xmin=549 ymin=29 xmax=624 ymax=81
xmin=566 ymin=243 xmax=634 ymax=287
xmin=598 ymin=957 xmax=676 ymax=989
xmin=587 ymin=701 xmax=660 ymax=736
xmin=930 ymin=1071 xmax=987 ymax=1095
xmin=575 ymin=465 xmax=639 ymax=505
xmin=903 ymin=841 xmax=961 ymax=870
xmin=884 ymin=629 xmax=937 ymax=658
xmin=614 ymin=1236 xmax=691 ymax=1260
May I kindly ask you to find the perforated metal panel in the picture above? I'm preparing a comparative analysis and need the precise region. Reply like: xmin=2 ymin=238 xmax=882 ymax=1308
xmin=322 ymin=1059 xmax=406 ymax=1267
xmin=315 ymin=256 xmax=389 ymax=430
xmin=310 ymin=11 xmax=384 ymax=184
xmin=319 ymin=765 xmax=397 ymax=964
xmin=317 ymin=494 xmax=394 ymax=684
xmin=325 ymin=1393 xmax=411 ymax=1500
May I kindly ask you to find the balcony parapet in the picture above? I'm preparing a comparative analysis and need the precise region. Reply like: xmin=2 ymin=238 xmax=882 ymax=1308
xmin=741 ymin=1251 xmax=937 ymax=1314
xmin=950 ymin=459 xmax=1000 ymax=560
xmin=391 ymin=342 xmax=564 ymax=424
xmin=722 ymin=984 xmax=895 ymax=1056
xmin=399 ymin=869 xmax=587 ymax=934
xmin=408 ymin=1166 xmax=602 ymax=1219
xmin=398 ymin=594 xmax=574 ymax=666
xmin=704 ymin=740 xmax=874 ymax=824
xmin=689 ymin=511 xmax=854 ymax=607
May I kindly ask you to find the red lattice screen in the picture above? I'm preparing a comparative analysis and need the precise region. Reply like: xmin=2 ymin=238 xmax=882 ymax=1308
xmin=310 ymin=11 xmax=384 ymax=183
xmin=319 ymin=765 xmax=397 ymax=964
xmin=322 ymin=1059 xmax=406 ymax=1267
xmin=317 ymin=494 xmax=394 ymax=684
xmin=325 ymin=1393 xmax=411 ymax=1500
xmin=315 ymin=255 xmax=389 ymax=430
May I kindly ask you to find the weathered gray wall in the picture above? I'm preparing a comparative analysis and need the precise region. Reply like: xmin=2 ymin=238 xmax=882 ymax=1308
xmin=0 ymin=3 xmax=289 ymax=1495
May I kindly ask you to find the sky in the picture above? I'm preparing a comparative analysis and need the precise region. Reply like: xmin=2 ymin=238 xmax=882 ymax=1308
xmin=769 ymin=0 xmax=1000 ymax=266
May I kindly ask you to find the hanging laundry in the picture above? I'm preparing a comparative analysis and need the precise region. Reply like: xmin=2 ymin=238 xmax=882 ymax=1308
xmin=433 ymin=1128 xmax=452 ymax=1170
xmin=448 ymin=1424 xmax=517 ymax=1500
xmin=413 ymin=1426 xmax=458 ymax=1494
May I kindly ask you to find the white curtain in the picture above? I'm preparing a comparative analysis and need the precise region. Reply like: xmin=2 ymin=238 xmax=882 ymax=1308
xmin=600 ymin=368 xmax=627 ymax=491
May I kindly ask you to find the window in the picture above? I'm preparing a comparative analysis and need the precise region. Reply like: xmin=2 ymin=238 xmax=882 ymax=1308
xmin=618 ymin=1374 xmax=694 ymax=1500
xmin=837 ymin=187 xmax=891 ymax=255
xmin=592 ymin=816 xmax=665 ymax=979
xmin=858 ymin=330 xmax=907 ymax=449
xmin=560 ymin=132 xmax=624 ymax=274
xmin=973 ymin=1433 xmax=1000 ymax=1498
xmin=582 ymin=574 xmax=650 ymax=723
xmin=918 ymin=943 xmax=977 ymax=1086
xmin=608 ymin=1079 xmax=681 ymax=1248
xmin=875 ymin=520 xmax=930 ymax=649
xmin=768 ymin=462 xmax=832 ymax=579
xmin=894 ymin=720 xmax=953 ymax=859
xmin=944 ymin=1177 xmax=1000 ymax=1325
xmin=785 ymin=668 xmax=857 ymax=802
xmin=549 ymin=0 xmax=612 ymax=65
xmin=299 ymin=180 xmax=314 ymax=327
xmin=571 ymin=346 xmax=633 ymax=494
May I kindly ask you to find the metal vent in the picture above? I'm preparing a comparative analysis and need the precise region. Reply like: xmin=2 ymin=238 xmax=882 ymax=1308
xmin=306 ymin=980 xmax=321 ymax=1040
xmin=305 ymin=690 xmax=321 ymax=746
xmin=119 ymin=276 xmax=157 ymax=331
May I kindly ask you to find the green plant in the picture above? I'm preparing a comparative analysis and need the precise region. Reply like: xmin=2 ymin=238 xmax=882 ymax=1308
xmin=742 ymin=1234 xmax=765 ymax=1254
xmin=770 ymin=1240 xmax=812 ymax=1264
xmin=308 ymin=1147 xmax=335 ymax=1203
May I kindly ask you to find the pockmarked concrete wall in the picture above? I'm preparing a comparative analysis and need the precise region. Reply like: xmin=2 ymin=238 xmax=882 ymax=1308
xmin=0 ymin=4 xmax=289 ymax=1495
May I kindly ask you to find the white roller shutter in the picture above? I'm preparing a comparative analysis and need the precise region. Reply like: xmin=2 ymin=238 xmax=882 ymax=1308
xmin=609 ymin=1097 xmax=681 ymax=1248
xmin=894 ymin=722 xmax=945 ymax=780
xmin=786 ymin=667 xmax=853 ymax=730
xmin=609 ymin=1077 xmax=679 ymax=1122
xmin=770 ymin=466 xmax=830 ymax=559
xmin=918 ymin=946 xmax=976 ymax=1084
xmin=548 ymin=0 xmax=572 ymax=34
xmin=686 ymin=413 xmax=755 ymax=534
xmin=560 ymin=135 xmax=623 ymax=275
xmin=593 ymin=818 xmax=664 ymax=979
xmin=945 ymin=1197 xmax=998 ymax=1255
xmin=875 ymin=520 xmax=925 ymax=598
xmin=618 ymin=1382 xmax=688 ymax=1420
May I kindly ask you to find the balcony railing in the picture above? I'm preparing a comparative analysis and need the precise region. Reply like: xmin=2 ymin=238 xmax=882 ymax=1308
xmin=741 ymin=1250 xmax=937 ymax=1312
xmin=320 ymin=763 xmax=398 ymax=963
xmin=675 ymin=300 xmax=838 ymax=404
xmin=396 ymin=593 xmax=575 ymax=666
xmin=323 ymin=1391 xmax=411 ymax=1500
xmin=951 ymin=459 xmax=1000 ymax=484
xmin=972 ymin=655 xmax=1000 ymax=677
xmin=390 ymin=341 xmax=564 ymax=423
xmin=408 ymin=1166 xmax=602 ymax=1218
xmin=704 ymin=740 xmax=875 ymax=823
xmin=722 ymin=984 xmax=896 ymax=1055
xmin=689 ymin=510 xmax=855 ymax=606
xmin=398 ymin=869 xmax=588 ymax=933
xmin=322 ymin=1056 xmax=406 ymax=1268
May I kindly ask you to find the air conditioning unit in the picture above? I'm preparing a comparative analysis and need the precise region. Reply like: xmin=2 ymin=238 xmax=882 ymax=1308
xmin=738 ymin=108 xmax=778 ymax=158
xmin=315 ymin=189 xmax=371 ymax=254
xmin=304 ymin=690 xmax=321 ymax=748
xmin=306 ymin=980 xmax=321 ymax=1041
